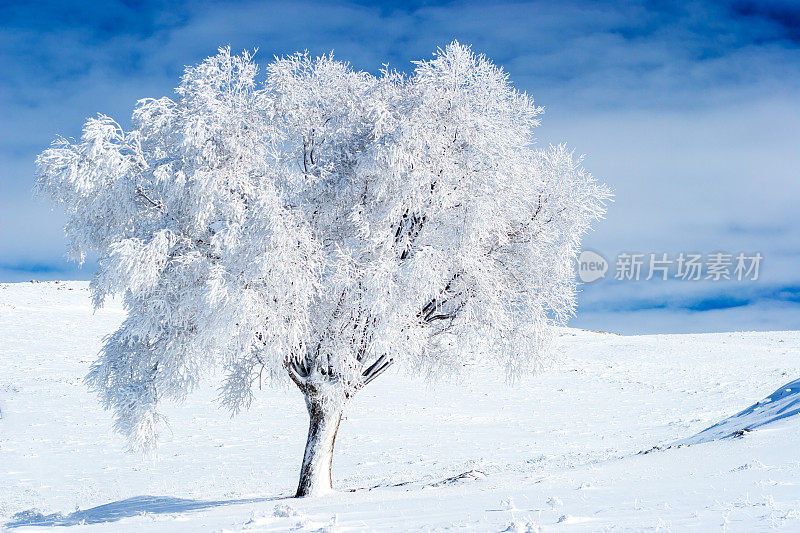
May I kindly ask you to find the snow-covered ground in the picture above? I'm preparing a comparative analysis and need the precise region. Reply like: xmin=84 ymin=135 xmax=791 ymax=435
xmin=2 ymin=281 xmax=799 ymax=531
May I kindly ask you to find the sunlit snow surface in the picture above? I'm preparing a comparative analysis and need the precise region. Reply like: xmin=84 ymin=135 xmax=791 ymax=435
xmin=2 ymin=281 xmax=800 ymax=531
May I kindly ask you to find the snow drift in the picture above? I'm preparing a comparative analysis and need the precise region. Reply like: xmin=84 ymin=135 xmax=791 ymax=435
xmin=677 ymin=377 xmax=800 ymax=445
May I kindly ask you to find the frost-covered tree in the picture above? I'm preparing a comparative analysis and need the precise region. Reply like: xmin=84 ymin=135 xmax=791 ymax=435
xmin=36 ymin=43 xmax=610 ymax=497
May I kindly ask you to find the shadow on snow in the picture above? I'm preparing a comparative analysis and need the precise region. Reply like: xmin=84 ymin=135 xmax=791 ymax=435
xmin=5 ymin=494 xmax=284 ymax=528
xmin=5 ymin=469 xmax=493 ymax=529
xmin=675 ymin=376 xmax=800 ymax=446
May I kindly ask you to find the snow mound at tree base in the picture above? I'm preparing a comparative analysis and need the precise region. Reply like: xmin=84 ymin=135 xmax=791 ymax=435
xmin=676 ymin=377 xmax=800 ymax=445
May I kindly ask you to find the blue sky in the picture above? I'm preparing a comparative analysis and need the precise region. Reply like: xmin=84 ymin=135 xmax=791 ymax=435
xmin=2 ymin=0 xmax=799 ymax=333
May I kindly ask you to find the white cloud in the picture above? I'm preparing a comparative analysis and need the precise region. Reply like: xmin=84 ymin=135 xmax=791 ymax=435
xmin=2 ymin=0 xmax=799 ymax=332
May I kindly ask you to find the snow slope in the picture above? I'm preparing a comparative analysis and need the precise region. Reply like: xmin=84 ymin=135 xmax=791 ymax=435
xmin=676 ymin=377 xmax=800 ymax=446
xmin=1 ymin=281 xmax=799 ymax=531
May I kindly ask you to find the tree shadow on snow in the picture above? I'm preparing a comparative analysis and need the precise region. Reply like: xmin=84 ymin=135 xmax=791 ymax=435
xmin=5 ymin=494 xmax=285 ymax=528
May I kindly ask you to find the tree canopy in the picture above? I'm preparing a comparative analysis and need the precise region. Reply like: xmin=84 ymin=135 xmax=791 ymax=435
xmin=36 ymin=43 xmax=610 ymax=455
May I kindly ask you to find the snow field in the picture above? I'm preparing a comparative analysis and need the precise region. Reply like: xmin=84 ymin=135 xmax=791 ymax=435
xmin=2 ymin=281 xmax=799 ymax=531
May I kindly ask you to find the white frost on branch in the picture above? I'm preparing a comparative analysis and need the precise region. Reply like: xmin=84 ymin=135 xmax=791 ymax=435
xmin=36 ymin=43 xmax=610 ymax=451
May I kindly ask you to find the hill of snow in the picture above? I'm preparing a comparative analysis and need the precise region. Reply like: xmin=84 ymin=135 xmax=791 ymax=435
xmin=2 ymin=281 xmax=799 ymax=531
xmin=676 ymin=377 xmax=800 ymax=446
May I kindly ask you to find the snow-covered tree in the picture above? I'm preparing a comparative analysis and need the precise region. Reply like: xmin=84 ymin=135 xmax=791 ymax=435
xmin=36 ymin=43 xmax=610 ymax=497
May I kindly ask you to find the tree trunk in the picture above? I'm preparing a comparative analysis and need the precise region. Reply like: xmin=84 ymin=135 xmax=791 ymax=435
xmin=295 ymin=393 xmax=344 ymax=497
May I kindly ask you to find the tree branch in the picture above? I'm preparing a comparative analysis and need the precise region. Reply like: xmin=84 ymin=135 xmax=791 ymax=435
xmin=362 ymin=356 xmax=393 ymax=387
xmin=284 ymin=358 xmax=308 ymax=390
xmin=418 ymin=272 xmax=463 ymax=324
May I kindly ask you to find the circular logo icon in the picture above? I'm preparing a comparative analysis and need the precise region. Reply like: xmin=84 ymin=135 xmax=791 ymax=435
xmin=577 ymin=250 xmax=608 ymax=283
